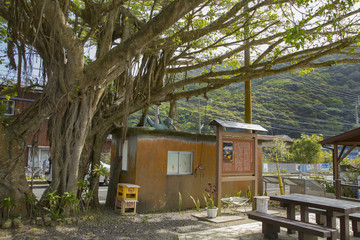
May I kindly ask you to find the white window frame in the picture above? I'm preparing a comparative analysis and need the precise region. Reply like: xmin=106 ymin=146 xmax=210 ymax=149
xmin=28 ymin=147 xmax=50 ymax=168
xmin=122 ymin=140 xmax=128 ymax=171
xmin=3 ymin=100 xmax=15 ymax=115
xmin=167 ymin=151 xmax=193 ymax=175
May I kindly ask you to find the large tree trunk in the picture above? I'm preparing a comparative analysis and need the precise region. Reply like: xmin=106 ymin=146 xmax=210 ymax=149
xmin=48 ymin=90 xmax=102 ymax=203
xmin=0 ymin=124 xmax=32 ymax=222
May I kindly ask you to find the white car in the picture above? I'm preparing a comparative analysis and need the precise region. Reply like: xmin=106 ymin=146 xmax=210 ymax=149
xmin=44 ymin=160 xmax=110 ymax=186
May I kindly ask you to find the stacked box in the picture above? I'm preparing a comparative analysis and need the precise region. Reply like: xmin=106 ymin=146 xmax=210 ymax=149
xmin=116 ymin=183 xmax=139 ymax=200
xmin=115 ymin=183 xmax=140 ymax=215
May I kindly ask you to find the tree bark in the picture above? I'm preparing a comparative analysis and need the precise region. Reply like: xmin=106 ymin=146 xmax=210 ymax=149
xmin=0 ymin=125 xmax=32 ymax=221
xmin=48 ymin=90 xmax=102 ymax=200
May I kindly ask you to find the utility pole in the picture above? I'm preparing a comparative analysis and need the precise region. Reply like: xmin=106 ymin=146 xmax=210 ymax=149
xmin=198 ymin=98 xmax=201 ymax=133
xmin=244 ymin=5 xmax=252 ymax=126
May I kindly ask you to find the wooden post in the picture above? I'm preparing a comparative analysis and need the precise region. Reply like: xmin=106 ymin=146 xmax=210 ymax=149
xmin=216 ymin=126 xmax=223 ymax=215
xmin=244 ymin=5 xmax=251 ymax=127
xmin=334 ymin=145 xmax=340 ymax=199
xmin=254 ymin=133 xmax=258 ymax=196
xmin=335 ymin=179 xmax=341 ymax=199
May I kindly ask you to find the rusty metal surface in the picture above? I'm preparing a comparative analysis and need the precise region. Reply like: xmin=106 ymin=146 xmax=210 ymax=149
xmin=209 ymin=119 xmax=267 ymax=132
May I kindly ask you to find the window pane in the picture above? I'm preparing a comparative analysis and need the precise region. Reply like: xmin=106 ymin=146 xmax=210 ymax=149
xmin=167 ymin=151 xmax=179 ymax=174
xmin=179 ymin=152 xmax=192 ymax=174
xmin=122 ymin=140 xmax=128 ymax=171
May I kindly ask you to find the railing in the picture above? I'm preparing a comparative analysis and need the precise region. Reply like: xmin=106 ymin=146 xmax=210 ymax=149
xmin=335 ymin=179 xmax=360 ymax=202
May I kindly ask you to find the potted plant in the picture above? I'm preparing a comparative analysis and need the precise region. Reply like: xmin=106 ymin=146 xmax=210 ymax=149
xmin=204 ymin=183 xmax=218 ymax=218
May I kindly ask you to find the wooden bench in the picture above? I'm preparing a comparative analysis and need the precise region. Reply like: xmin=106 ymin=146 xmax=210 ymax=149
xmin=349 ymin=212 xmax=360 ymax=237
xmin=309 ymin=207 xmax=360 ymax=237
xmin=247 ymin=211 xmax=337 ymax=240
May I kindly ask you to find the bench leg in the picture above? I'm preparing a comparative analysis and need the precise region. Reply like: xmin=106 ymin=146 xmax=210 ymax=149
xmin=315 ymin=213 xmax=326 ymax=226
xmin=352 ymin=219 xmax=360 ymax=237
xmin=298 ymin=232 xmax=317 ymax=240
xmin=262 ymin=223 xmax=280 ymax=239
xmin=286 ymin=203 xmax=296 ymax=234
xmin=340 ymin=215 xmax=349 ymax=240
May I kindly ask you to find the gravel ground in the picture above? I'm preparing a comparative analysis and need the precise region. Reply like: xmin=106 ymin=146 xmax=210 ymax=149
xmin=0 ymin=207 xmax=264 ymax=240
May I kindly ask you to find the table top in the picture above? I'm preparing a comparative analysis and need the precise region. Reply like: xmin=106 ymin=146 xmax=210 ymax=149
xmin=270 ymin=194 xmax=360 ymax=214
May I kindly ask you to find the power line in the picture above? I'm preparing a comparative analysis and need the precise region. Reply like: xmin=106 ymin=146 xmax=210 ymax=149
xmin=255 ymin=114 xmax=355 ymax=127
xmin=296 ymin=81 xmax=359 ymax=99
xmin=254 ymin=90 xmax=353 ymax=112
xmin=176 ymin=99 xmax=354 ymax=134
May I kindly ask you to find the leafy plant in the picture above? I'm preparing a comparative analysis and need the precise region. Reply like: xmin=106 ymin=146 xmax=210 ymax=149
xmin=204 ymin=183 xmax=217 ymax=209
xmin=44 ymin=190 xmax=63 ymax=221
xmin=26 ymin=194 xmax=39 ymax=219
xmin=79 ymin=163 xmax=108 ymax=214
xmin=246 ymin=186 xmax=252 ymax=200
xmin=77 ymin=179 xmax=92 ymax=214
xmin=178 ymin=192 xmax=182 ymax=214
xmin=63 ymin=191 xmax=80 ymax=218
xmin=188 ymin=194 xmax=201 ymax=212
xmin=237 ymin=190 xmax=242 ymax=197
xmin=0 ymin=196 xmax=17 ymax=220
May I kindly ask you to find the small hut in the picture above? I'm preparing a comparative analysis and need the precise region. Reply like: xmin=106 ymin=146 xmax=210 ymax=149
xmin=111 ymin=120 xmax=267 ymax=212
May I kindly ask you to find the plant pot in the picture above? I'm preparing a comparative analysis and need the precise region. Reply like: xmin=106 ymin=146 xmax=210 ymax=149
xmin=206 ymin=207 xmax=218 ymax=218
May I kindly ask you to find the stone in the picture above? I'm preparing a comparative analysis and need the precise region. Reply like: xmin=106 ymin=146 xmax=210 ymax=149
xmin=43 ymin=216 xmax=52 ymax=226
xmin=36 ymin=217 xmax=43 ymax=225
xmin=2 ymin=219 xmax=12 ymax=229
xmin=12 ymin=218 xmax=22 ymax=228
xmin=65 ymin=218 xmax=73 ymax=225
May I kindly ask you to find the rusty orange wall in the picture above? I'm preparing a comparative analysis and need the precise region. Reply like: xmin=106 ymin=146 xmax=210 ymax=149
xmin=134 ymin=136 xmax=215 ymax=212
xmin=130 ymin=135 xmax=263 ymax=212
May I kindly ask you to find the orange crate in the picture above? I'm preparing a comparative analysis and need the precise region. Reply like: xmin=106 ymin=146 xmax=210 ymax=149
xmin=116 ymin=183 xmax=140 ymax=200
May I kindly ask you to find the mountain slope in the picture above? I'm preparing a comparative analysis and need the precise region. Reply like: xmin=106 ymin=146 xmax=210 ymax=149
xmin=175 ymin=62 xmax=360 ymax=138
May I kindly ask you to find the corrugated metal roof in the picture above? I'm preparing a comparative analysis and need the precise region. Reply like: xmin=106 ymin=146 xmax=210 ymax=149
xmin=209 ymin=119 xmax=267 ymax=132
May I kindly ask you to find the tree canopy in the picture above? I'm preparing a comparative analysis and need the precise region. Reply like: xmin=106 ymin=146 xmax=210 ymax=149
xmin=0 ymin=0 xmax=360 ymax=216
xmin=291 ymin=133 xmax=324 ymax=163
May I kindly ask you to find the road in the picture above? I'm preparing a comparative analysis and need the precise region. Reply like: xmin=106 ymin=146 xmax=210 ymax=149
xmin=32 ymin=185 xmax=108 ymax=203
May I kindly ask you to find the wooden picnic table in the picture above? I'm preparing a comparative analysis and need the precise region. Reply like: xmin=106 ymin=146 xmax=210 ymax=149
xmin=270 ymin=193 xmax=360 ymax=240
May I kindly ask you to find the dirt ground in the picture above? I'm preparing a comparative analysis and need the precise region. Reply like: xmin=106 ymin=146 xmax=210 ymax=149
xmin=0 ymin=204 xmax=279 ymax=240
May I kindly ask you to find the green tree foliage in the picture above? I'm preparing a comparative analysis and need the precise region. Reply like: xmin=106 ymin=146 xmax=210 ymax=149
xmin=290 ymin=133 xmax=323 ymax=163
xmin=263 ymin=138 xmax=291 ymax=163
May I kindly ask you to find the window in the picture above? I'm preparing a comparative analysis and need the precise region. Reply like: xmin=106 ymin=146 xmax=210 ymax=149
xmin=122 ymin=140 xmax=128 ymax=171
xmin=167 ymin=151 xmax=193 ymax=175
xmin=28 ymin=147 xmax=50 ymax=168
xmin=3 ymin=100 xmax=14 ymax=115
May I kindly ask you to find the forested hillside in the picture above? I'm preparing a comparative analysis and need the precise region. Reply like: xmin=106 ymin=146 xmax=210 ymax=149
xmin=129 ymin=62 xmax=360 ymax=138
